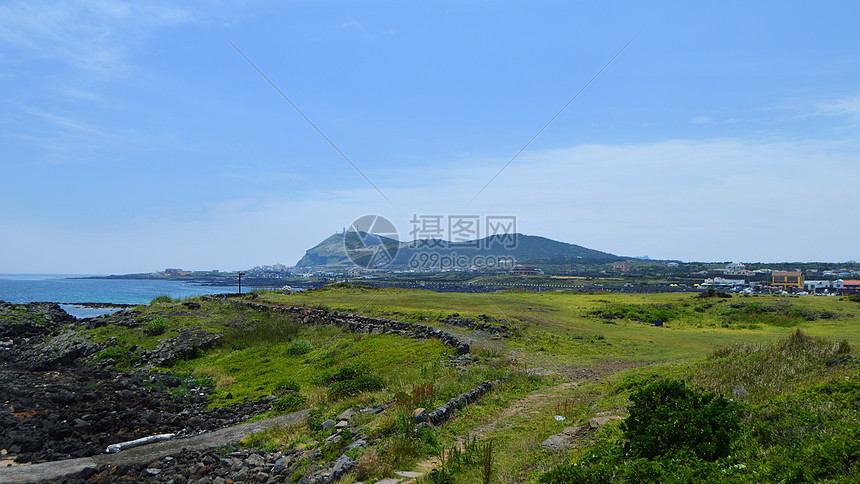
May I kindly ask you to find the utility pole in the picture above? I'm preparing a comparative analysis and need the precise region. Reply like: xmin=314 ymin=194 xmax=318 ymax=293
xmin=238 ymin=273 xmax=245 ymax=294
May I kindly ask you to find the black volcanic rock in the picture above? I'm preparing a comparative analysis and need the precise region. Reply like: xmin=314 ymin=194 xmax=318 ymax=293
xmin=0 ymin=301 xmax=75 ymax=339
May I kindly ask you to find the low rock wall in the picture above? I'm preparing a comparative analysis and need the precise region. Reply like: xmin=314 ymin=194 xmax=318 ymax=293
xmin=216 ymin=298 xmax=471 ymax=355
xmin=427 ymin=380 xmax=496 ymax=426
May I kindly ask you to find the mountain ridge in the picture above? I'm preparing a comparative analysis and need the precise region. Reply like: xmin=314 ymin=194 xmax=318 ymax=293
xmin=295 ymin=232 xmax=622 ymax=269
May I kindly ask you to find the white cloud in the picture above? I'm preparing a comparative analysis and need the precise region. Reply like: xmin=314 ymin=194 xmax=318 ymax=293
xmin=815 ymin=94 xmax=860 ymax=120
xmin=0 ymin=0 xmax=193 ymax=74
xmin=342 ymin=19 xmax=361 ymax=29
xmin=2 ymin=136 xmax=858 ymax=273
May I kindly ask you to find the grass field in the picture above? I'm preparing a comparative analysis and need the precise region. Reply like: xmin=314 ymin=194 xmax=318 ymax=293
xmin=260 ymin=287 xmax=860 ymax=366
xmin=252 ymin=287 xmax=860 ymax=482
xmin=82 ymin=287 xmax=860 ymax=482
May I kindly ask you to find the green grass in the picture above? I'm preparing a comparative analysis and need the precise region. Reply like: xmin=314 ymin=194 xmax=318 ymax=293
xmin=259 ymin=288 xmax=860 ymax=367
xmin=539 ymin=331 xmax=860 ymax=483
xmin=67 ymin=287 xmax=860 ymax=482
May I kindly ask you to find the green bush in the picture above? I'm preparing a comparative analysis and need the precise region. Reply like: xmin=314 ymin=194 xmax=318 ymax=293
xmin=307 ymin=408 xmax=324 ymax=431
xmin=329 ymin=375 xmax=386 ymax=398
xmin=150 ymin=295 xmax=173 ymax=304
xmin=590 ymin=303 xmax=678 ymax=325
xmin=145 ymin=318 xmax=168 ymax=336
xmin=329 ymin=362 xmax=369 ymax=382
xmin=96 ymin=346 xmax=130 ymax=361
xmin=539 ymin=441 xmax=624 ymax=484
xmin=327 ymin=363 xmax=386 ymax=398
xmin=272 ymin=393 xmax=308 ymax=413
xmin=622 ymin=379 xmax=740 ymax=461
xmin=539 ymin=428 xmax=739 ymax=484
xmin=274 ymin=379 xmax=300 ymax=396
xmin=285 ymin=339 xmax=313 ymax=356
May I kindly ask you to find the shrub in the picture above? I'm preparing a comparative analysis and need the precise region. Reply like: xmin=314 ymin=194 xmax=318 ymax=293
xmin=622 ymin=379 xmax=740 ymax=461
xmin=590 ymin=303 xmax=678 ymax=325
xmin=285 ymin=339 xmax=313 ymax=356
xmin=145 ymin=318 xmax=168 ymax=336
xmin=329 ymin=375 xmax=386 ymax=399
xmin=150 ymin=295 xmax=173 ymax=304
xmin=274 ymin=379 xmax=300 ymax=396
xmin=96 ymin=346 xmax=130 ymax=361
xmin=306 ymin=409 xmax=326 ymax=431
xmin=356 ymin=450 xmax=389 ymax=480
xmin=327 ymin=363 xmax=386 ymax=399
xmin=272 ymin=393 xmax=308 ymax=413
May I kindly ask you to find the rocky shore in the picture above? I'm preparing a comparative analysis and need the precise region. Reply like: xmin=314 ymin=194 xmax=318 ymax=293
xmin=1 ymin=300 xmax=497 ymax=483
xmin=0 ymin=302 xmax=271 ymax=466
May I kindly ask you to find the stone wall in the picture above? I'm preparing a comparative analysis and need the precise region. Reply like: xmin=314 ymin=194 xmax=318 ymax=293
xmin=210 ymin=298 xmax=471 ymax=355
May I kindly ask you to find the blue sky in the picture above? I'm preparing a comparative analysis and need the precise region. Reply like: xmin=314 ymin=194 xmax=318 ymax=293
xmin=2 ymin=1 xmax=859 ymax=273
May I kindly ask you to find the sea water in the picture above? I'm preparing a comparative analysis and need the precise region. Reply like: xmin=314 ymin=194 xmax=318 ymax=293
xmin=0 ymin=274 xmax=229 ymax=318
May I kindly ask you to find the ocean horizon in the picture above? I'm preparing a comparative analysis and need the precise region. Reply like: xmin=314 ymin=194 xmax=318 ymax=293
xmin=0 ymin=274 xmax=231 ymax=317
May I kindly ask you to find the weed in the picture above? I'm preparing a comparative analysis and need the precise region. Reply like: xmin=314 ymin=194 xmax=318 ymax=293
xmin=96 ymin=345 xmax=129 ymax=361
xmin=94 ymin=345 xmax=141 ymax=369
xmin=220 ymin=312 xmax=299 ymax=349
xmin=696 ymin=329 xmax=852 ymax=402
xmin=430 ymin=436 xmax=495 ymax=482
xmin=145 ymin=318 xmax=168 ymax=336
xmin=395 ymin=382 xmax=436 ymax=409
xmin=274 ymin=379 xmax=301 ymax=396
xmin=273 ymin=393 xmax=308 ymax=413
xmin=285 ymin=339 xmax=313 ymax=356
xmin=150 ymin=295 xmax=174 ymax=304
xmin=355 ymin=450 xmax=389 ymax=480
xmin=554 ymin=398 xmax=577 ymax=418
xmin=240 ymin=421 xmax=307 ymax=450
xmin=327 ymin=363 xmax=386 ymax=399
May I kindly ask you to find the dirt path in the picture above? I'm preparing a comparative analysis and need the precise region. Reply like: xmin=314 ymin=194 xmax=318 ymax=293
xmin=0 ymin=410 xmax=308 ymax=484
xmin=398 ymin=360 xmax=651 ymax=482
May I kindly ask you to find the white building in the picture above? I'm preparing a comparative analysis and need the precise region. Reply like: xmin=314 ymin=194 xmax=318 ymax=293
xmin=701 ymin=277 xmax=747 ymax=288
xmin=726 ymin=262 xmax=746 ymax=272
xmin=804 ymin=280 xmax=843 ymax=293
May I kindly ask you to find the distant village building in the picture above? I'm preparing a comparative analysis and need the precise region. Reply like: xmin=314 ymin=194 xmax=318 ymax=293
xmin=842 ymin=280 xmax=860 ymax=294
xmin=700 ymin=277 xmax=747 ymax=289
xmin=804 ymin=280 xmax=843 ymax=293
xmin=510 ymin=264 xmax=543 ymax=276
xmin=612 ymin=262 xmax=630 ymax=272
xmin=772 ymin=271 xmax=804 ymax=291
xmin=162 ymin=268 xmax=183 ymax=276
xmin=726 ymin=262 xmax=746 ymax=272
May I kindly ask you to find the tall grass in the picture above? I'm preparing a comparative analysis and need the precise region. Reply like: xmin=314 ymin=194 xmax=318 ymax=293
xmin=692 ymin=329 xmax=851 ymax=402
xmin=219 ymin=312 xmax=300 ymax=349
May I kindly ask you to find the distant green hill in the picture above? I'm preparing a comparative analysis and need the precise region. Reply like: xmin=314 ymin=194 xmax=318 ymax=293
xmin=295 ymin=232 xmax=620 ymax=269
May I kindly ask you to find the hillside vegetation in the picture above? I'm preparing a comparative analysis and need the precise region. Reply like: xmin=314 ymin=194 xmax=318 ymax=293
xmin=69 ymin=288 xmax=860 ymax=482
